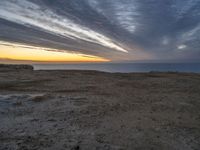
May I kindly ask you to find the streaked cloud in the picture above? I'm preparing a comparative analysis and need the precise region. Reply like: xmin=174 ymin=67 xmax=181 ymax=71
xmin=0 ymin=0 xmax=200 ymax=61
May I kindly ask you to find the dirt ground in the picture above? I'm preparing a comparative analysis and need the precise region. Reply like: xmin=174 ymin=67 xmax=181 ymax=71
xmin=0 ymin=66 xmax=200 ymax=150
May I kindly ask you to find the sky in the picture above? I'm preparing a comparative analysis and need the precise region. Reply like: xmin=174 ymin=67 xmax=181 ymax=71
xmin=0 ymin=0 xmax=200 ymax=63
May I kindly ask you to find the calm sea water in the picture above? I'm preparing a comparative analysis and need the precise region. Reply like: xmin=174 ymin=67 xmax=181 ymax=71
xmin=33 ymin=63 xmax=200 ymax=73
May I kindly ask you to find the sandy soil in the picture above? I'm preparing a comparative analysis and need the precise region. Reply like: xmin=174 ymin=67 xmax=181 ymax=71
xmin=0 ymin=65 xmax=200 ymax=150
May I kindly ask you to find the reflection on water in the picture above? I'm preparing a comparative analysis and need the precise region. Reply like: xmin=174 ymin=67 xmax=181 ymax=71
xmin=33 ymin=63 xmax=200 ymax=73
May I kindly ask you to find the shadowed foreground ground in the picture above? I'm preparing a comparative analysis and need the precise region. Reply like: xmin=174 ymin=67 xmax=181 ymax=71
xmin=0 ymin=65 xmax=200 ymax=150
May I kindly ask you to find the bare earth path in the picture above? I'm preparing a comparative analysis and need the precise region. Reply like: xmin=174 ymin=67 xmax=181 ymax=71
xmin=0 ymin=66 xmax=200 ymax=150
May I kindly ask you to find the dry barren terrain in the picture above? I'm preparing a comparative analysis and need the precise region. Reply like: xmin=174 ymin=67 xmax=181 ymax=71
xmin=0 ymin=65 xmax=200 ymax=150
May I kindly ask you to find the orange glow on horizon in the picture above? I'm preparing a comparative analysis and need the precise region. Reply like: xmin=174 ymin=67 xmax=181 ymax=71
xmin=0 ymin=42 xmax=109 ymax=63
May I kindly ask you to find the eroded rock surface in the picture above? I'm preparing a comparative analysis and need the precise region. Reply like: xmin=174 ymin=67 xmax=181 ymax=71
xmin=0 ymin=67 xmax=200 ymax=150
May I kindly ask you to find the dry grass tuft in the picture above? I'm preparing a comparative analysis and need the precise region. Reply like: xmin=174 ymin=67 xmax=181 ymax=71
xmin=31 ymin=94 xmax=51 ymax=102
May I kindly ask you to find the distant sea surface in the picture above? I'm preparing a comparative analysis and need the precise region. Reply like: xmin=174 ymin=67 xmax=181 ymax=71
xmin=33 ymin=63 xmax=200 ymax=73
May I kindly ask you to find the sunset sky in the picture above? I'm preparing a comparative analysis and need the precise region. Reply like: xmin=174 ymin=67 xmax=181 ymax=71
xmin=0 ymin=0 xmax=200 ymax=63
xmin=0 ymin=41 xmax=108 ymax=63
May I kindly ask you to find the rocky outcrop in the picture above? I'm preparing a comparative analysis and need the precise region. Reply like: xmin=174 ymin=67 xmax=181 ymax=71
xmin=0 ymin=64 xmax=33 ymax=71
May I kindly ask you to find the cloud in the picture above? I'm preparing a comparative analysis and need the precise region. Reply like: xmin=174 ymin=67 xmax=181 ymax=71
xmin=0 ymin=0 xmax=200 ymax=61
xmin=0 ymin=0 xmax=127 ymax=52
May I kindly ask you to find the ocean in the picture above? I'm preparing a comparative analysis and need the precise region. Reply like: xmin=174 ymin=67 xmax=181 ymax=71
xmin=33 ymin=63 xmax=200 ymax=73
